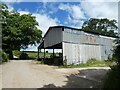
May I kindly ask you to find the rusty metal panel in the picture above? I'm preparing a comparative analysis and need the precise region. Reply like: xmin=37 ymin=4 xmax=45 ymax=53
xmin=63 ymin=29 xmax=102 ymax=45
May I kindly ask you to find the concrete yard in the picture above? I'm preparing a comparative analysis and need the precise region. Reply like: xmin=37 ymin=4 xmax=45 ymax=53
xmin=1 ymin=60 xmax=110 ymax=88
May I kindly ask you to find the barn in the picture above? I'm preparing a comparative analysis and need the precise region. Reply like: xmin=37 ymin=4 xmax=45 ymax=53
xmin=38 ymin=26 xmax=116 ymax=65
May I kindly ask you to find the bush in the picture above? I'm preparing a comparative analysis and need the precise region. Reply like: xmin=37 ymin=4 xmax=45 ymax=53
xmin=13 ymin=50 xmax=22 ymax=57
xmin=113 ymin=44 xmax=120 ymax=66
xmin=87 ymin=58 xmax=98 ymax=64
xmin=103 ymin=65 xmax=120 ymax=89
xmin=50 ymin=54 xmax=56 ymax=58
xmin=103 ymin=38 xmax=120 ymax=89
xmin=19 ymin=52 xmax=28 ymax=59
xmin=0 ymin=50 xmax=8 ymax=64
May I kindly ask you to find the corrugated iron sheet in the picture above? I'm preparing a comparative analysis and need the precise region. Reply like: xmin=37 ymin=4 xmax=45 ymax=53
xmin=44 ymin=27 xmax=63 ymax=48
xmin=63 ymin=42 xmax=101 ymax=65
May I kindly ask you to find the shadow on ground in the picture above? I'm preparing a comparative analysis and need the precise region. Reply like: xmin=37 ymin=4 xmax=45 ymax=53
xmin=38 ymin=69 xmax=109 ymax=88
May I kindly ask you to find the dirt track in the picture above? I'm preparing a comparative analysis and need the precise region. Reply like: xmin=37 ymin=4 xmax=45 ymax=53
xmin=2 ymin=60 xmax=109 ymax=88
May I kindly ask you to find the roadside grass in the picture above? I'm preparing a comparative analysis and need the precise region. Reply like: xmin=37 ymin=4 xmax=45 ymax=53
xmin=59 ymin=59 xmax=114 ymax=68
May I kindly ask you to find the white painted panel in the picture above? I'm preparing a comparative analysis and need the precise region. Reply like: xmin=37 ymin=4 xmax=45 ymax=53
xmin=63 ymin=42 xmax=101 ymax=65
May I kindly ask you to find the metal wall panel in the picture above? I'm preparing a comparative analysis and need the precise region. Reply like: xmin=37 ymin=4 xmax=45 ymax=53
xmin=63 ymin=31 xmax=100 ymax=45
xmin=44 ymin=27 xmax=63 ymax=48
xmin=63 ymin=42 xmax=101 ymax=65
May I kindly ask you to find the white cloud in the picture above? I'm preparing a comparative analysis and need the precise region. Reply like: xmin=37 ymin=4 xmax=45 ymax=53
xmin=81 ymin=1 xmax=118 ymax=21
xmin=18 ymin=10 xmax=30 ymax=15
xmin=20 ymin=45 xmax=39 ymax=51
xmin=71 ymin=5 xmax=86 ymax=20
xmin=59 ymin=3 xmax=85 ymax=28
xmin=32 ymin=13 xmax=59 ymax=36
xmin=59 ymin=3 xmax=71 ymax=10
xmin=59 ymin=3 xmax=86 ymax=20
xmin=7 ymin=4 xmax=14 ymax=12
xmin=1 ymin=0 xmax=23 ymax=2
xmin=59 ymin=1 xmax=118 ymax=29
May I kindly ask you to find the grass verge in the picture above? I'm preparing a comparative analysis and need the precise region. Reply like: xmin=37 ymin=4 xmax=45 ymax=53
xmin=59 ymin=58 xmax=114 ymax=68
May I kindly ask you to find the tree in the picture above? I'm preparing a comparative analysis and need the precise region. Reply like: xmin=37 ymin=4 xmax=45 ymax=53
xmin=1 ymin=3 xmax=42 ymax=59
xmin=113 ymin=37 xmax=120 ymax=67
xmin=82 ymin=18 xmax=118 ymax=37
xmin=103 ymin=37 xmax=120 ymax=89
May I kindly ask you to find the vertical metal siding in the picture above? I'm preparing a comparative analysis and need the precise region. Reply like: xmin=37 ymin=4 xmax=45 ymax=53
xmin=63 ymin=42 xmax=101 ymax=65
xmin=44 ymin=27 xmax=116 ymax=65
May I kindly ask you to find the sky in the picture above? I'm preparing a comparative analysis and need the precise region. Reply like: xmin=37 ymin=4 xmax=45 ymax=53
xmin=1 ymin=0 xmax=119 ymax=51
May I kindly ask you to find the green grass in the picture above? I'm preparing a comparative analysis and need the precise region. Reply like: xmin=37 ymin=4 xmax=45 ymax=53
xmin=13 ymin=50 xmax=59 ymax=60
xmin=23 ymin=51 xmax=38 ymax=59
xmin=59 ymin=59 xmax=114 ymax=68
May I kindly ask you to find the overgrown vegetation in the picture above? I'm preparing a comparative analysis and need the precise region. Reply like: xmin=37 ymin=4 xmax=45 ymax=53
xmin=59 ymin=58 xmax=113 ymax=68
xmin=103 ymin=37 xmax=120 ymax=89
xmin=0 ymin=49 xmax=8 ymax=64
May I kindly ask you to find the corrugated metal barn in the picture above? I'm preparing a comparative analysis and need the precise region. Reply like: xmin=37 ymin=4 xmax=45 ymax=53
xmin=38 ymin=26 xmax=116 ymax=65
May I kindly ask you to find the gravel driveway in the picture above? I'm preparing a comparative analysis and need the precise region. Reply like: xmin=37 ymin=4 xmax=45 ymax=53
xmin=2 ymin=60 xmax=109 ymax=88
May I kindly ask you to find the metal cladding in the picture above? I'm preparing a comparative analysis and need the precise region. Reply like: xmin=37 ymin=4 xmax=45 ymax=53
xmin=40 ymin=26 xmax=116 ymax=65
xmin=44 ymin=27 xmax=63 ymax=48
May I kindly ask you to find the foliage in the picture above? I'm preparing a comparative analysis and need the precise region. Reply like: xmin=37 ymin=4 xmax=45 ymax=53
xmin=87 ymin=58 xmax=98 ymax=64
xmin=59 ymin=58 xmax=110 ymax=68
xmin=63 ymin=58 xmax=67 ymax=66
xmin=103 ymin=65 xmax=120 ymax=89
xmin=19 ymin=52 xmax=29 ymax=59
xmin=1 ymin=3 xmax=42 ymax=59
xmin=13 ymin=50 xmax=22 ymax=57
xmin=82 ymin=18 xmax=118 ymax=37
xmin=50 ymin=54 xmax=56 ymax=58
xmin=113 ymin=38 xmax=120 ymax=67
xmin=103 ymin=37 xmax=120 ymax=89
xmin=0 ymin=49 xmax=8 ymax=64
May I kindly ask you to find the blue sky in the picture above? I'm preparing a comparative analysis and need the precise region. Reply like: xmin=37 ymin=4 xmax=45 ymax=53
xmin=2 ymin=0 xmax=119 ymax=51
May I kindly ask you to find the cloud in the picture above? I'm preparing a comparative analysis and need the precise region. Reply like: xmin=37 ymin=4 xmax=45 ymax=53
xmin=32 ymin=13 xmax=59 ymax=36
xmin=18 ymin=10 xmax=30 ymax=15
xmin=59 ymin=3 xmax=86 ymax=20
xmin=59 ymin=1 xmax=118 ymax=28
xmin=71 ymin=5 xmax=86 ymax=20
xmin=81 ymin=1 xmax=118 ymax=21
xmin=7 ymin=4 xmax=14 ymax=11
xmin=20 ymin=45 xmax=39 ymax=51
xmin=59 ymin=3 xmax=85 ymax=28
xmin=1 ymin=0 xmax=24 ymax=2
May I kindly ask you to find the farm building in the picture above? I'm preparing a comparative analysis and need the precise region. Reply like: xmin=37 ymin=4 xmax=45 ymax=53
xmin=38 ymin=26 xmax=116 ymax=65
